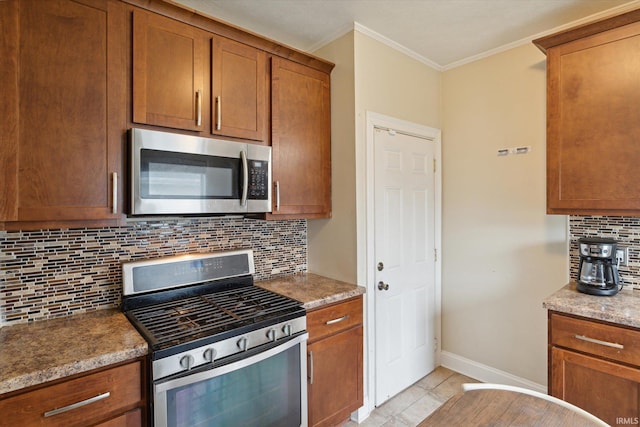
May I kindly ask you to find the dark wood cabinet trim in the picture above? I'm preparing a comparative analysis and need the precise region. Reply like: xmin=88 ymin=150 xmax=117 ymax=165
xmin=534 ymin=8 xmax=640 ymax=53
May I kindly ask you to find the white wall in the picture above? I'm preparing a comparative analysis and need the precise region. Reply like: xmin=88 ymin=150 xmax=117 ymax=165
xmin=308 ymin=32 xmax=357 ymax=283
xmin=441 ymin=43 xmax=568 ymax=387
xmin=310 ymin=29 xmax=568 ymax=393
xmin=309 ymin=30 xmax=442 ymax=285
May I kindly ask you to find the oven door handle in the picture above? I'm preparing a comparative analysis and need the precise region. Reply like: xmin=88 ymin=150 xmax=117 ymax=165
xmin=240 ymin=150 xmax=248 ymax=207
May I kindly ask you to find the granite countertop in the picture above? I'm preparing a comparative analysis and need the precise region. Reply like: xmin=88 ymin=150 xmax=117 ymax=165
xmin=0 ymin=309 xmax=148 ymax=395
xmin=257 ymin=273 xmax=365 ymax=310
xmin=0 ymin=274 xmax=361 ymax=395
xmin=544 ymin=281 xmax=640 ymax=329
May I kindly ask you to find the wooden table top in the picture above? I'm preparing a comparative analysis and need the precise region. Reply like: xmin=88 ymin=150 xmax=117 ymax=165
xmin=418 ymin=389 xmax=605 ymax=426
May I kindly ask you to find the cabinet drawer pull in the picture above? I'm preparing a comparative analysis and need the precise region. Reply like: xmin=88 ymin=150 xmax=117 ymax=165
xmin=44 ymin=392 xmax=110 ymax=417
xmin=309 ymin=350 xmax=314 ymax=385
xmin=326 ymin=314 xmax=350 ymax=325
xmin=574 ymin=334 xmax=624 ymax=349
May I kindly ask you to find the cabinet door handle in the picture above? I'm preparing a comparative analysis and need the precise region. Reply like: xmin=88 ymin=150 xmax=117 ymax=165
xmin=275 ymin=180 xmax=281 ymax=212
xmin=216 ymin=96 xmax=221 ymax=130
xmin=111 ymin=172 xmax=118 ymax=214
xmin=574 ymin=334 xmax=624 ymax=349
xmin=44 ymin=392 xmax=110 ymax=417
xmin=196 ymin=90 xmax=202 ymax=126
xmin=326 ymin=314 xmax=350 ymax=325
xmin=308 ymin=350 xmax=314 ymax=385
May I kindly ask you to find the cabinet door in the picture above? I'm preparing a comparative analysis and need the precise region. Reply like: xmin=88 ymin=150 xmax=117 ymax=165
xmin=271 ymin=57 xmax=331 ymax=219
xmin=212 ymin=36 xmax=267 ymax=142
xmin=133 ymin=9 xmax=205 ymax=131
xmin=0 ymin=0 xmax=126 ymax=227
xmin=551 ymin=346 xmax=640 ymax=425
xmin=308 ymin=326 xmax=363 ymax=427
xmin=546 ymin=21 xmax=640 ymax=214
xmin=95 ymin=409 xmax=141 ymax=427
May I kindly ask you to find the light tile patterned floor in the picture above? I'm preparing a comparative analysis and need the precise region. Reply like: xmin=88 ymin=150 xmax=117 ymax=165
xmin=343 ymin=367 xmax=479 ymax=427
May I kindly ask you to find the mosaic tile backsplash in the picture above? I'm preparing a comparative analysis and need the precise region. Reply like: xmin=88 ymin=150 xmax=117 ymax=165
xmin=570 ymin=216 xmax=640 ymax=289
xmin=0 ymin=217 xmax=307 ymax=325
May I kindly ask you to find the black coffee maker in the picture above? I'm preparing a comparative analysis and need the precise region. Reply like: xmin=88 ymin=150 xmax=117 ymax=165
xmin=577 ymin=237 xmax=621 ymax=296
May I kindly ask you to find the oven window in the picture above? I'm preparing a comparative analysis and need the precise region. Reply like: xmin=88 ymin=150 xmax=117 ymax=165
xmin=140 ymin=149 xmax=240 ymax=199
xmin=166 ymin=344 xmax=302 ymax=427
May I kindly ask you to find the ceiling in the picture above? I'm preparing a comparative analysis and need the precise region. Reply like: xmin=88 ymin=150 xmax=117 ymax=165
xmin=172 ymin=0 xmax=638 ymax=69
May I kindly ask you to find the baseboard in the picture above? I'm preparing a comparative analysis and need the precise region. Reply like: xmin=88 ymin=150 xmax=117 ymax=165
xmin=350 ymin=396 xmax=371 ymax=423
xmin=440 ymin=351 xmax=547 ymax=394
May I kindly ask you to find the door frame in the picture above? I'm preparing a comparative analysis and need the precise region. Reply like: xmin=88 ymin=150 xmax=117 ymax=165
xmin=360 ymin=111 xmax=442 ymax=418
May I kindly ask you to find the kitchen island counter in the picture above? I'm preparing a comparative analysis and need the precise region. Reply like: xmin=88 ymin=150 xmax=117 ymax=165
xmin=544 ymin=281 xmax=640 ymax=328
xmin=0 ymin=309 xmax=148 ymax=395
xmin=257 ymin=273 xmax=365 ymax=310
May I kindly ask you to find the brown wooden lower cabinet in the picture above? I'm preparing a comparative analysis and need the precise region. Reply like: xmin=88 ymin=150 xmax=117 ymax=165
xmin=307 ymin=296 xmax=363 ymax=427
xmin=95 ymin=408 xmax=142 ymax=427
xmin=0 ymin=359 xmax=146 ymax=427
xmin=549 ymin=311 xmax=640 ymax=425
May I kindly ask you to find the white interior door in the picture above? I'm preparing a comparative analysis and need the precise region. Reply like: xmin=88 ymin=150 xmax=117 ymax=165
xmin=374 ymin=127 xmax=436 ymax=406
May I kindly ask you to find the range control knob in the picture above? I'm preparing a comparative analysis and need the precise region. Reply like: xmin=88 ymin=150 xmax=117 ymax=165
xmin=203 ymin=348 xmax=217 ymax=363
xmin=237 ymin=337 xmax=248 ymax=352
xmin=179 ymin=354 xmax=195 ymax=371
xmin=283 ymin=324 xmax=292 ymax=337
xmin=266 ymin=328 xmax=277 ymax=342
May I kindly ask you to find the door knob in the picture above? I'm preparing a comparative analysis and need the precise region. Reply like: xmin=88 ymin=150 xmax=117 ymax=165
xmin=378 ymin=281 xmax=389 ymax=291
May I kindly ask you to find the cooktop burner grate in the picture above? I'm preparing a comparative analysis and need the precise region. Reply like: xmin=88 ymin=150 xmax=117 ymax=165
xmin=127 ymin=285 xmax=301 ymax=349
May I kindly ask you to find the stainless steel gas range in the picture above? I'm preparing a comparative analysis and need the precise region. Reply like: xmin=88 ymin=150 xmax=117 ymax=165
xmin=121 ymin=250 xmax=308 ymax=427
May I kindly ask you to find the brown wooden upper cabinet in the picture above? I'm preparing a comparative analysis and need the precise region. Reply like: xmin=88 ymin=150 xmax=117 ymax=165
xmin=132 ymin=12 xmax=268 ymax=142
xmin=0 ymin=0 xmax=333 ymax=229
xmin=270 ymin=57 xmax=332 ymax=219
xmin=0 ymin=0 xmax=126 ymax=230
xmin=132 ymin=9 xmax=205 ymax=132
xmin=534 ymin=10 xmax=640 ymax=215
xmin=211 ymin=36 xmax=267 ymax=142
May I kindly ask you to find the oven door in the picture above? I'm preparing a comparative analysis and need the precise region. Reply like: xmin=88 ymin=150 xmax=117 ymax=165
xmin=154 ymin=334 xmax=308 ymax=427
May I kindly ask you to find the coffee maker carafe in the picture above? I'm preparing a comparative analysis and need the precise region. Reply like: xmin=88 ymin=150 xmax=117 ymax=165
xmin=577 ymin=237 xmax=621 ymax=296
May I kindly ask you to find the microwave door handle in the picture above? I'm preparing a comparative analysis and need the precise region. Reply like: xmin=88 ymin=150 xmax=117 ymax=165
xmin=240 ymin=150 xmax=248 ymax=207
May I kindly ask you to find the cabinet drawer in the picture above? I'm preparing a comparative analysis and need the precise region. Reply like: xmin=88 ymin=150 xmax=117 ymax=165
xmin=551 ymin=313 xmax=640 ymax=366
xmin=308 ymin=297 xmax=363 ymax=342
xmin=95 ymin=408 xmax=142 ymax=427
xmin=0 ymin=361 xmax=142 ymax=427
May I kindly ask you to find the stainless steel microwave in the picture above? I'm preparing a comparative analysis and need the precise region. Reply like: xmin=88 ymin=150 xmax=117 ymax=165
xmin=129 ymin=128 xmax=271 ymax=215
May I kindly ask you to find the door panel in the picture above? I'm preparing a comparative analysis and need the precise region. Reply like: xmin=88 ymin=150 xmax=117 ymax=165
xmin=270 ymin=57 xmax=331 ymax=218
xmin=212 ymin=36 xmax=266 ymax=141
xmin=374 ymin=129 xmax=436 ymax=405
xmin=132 ymin=10 xmax=205 ymax=131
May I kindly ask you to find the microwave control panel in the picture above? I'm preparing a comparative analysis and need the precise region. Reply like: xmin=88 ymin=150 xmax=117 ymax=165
xmin=248 ymin=160 xmax=269 ymax=200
